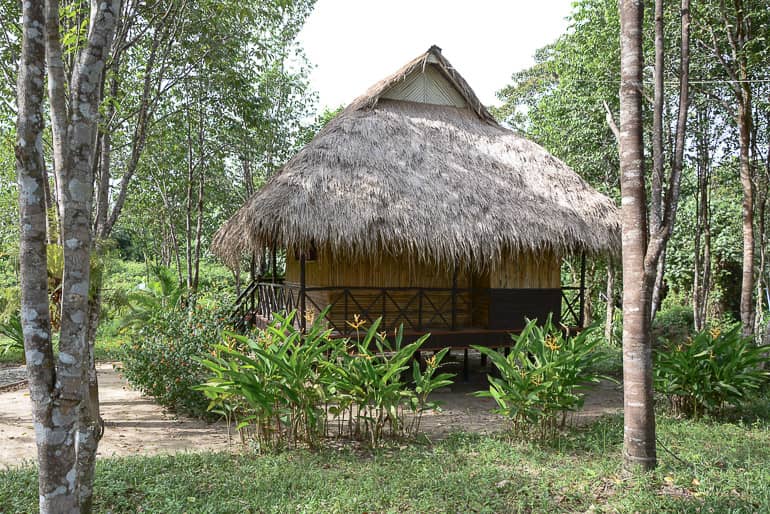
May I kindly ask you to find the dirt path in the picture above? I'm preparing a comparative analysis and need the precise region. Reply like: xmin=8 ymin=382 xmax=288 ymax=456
xmin=0 ymin=363 xmax=230 ymax=468
xmin=0 ymin=362 xmax=622 ymax=468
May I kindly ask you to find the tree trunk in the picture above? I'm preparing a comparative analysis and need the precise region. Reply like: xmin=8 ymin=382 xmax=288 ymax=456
xmin=59 ymin=2 xmax=119 ymax=510
xmin=45 ymin=0 xmax=68 ymax=225
xmin=737 ymin=100 xmax=755 ymax=335
xmin=693 ymin=106 xmax=712 ymax=332
xmin=94 ymin=62 xmax=120 ymax=239
xmin=185 ymin=99 xmax=194 ymax=295
xmin=650 ymin=251 xmax=666 ymax=320
xmin=619 ymin=0 xmax=656 ymax=471
xmin=605 ymin=265 xmax=615 ymax=344
xmin=192 ymin=95 xmax=206 ymax=294
xmin=16 ymin=1 xmax=63 ymax=510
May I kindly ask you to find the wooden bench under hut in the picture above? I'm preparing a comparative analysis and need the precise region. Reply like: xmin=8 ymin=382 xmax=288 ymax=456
xmin=213 ymin=45 xmax=620 ymax=352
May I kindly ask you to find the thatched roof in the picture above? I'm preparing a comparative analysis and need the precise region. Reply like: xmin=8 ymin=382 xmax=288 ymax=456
xmin=213 ymin=46 xmax=620 ymax=269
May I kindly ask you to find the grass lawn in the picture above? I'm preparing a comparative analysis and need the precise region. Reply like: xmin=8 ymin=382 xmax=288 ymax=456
xmin=0 ymin=335 xmax=126 ymax=366
xmin=1 ymin=412 xmax=768 ymax=513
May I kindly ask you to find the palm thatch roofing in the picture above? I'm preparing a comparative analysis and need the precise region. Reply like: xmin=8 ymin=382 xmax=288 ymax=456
xmin=213 ymin=45 xmax=620 ymax=269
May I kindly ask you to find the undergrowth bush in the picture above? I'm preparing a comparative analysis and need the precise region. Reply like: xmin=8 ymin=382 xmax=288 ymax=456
xmin=654 ymin=326 xmax=769 ymax=417
xmin=652 ymin=304 xmax=694 ymax=344
xmin=196 ymin=311 xmax=453 ymax=449
xmin=120 ymin=303 xmax=233 ymax=418
xmin=473 ymin=316 xmax=608 ymax=440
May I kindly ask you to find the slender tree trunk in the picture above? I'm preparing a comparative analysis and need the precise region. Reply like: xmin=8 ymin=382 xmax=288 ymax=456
xmin=619 ymin=0 xmax=656 ymax=471
xmin=59 ymin=2 xmax=119 ymax=510
xmin=45 ymin=0 xmax=68 ymax=223
xmin=102 ymin=30 xmax=162 ymax=238
xmin=94 ymin=64 xmax=119 ymax=238
xmin=605 ymin=265 xmax=615 ymax=343
xmin=185 ymin=100 xmax=194 ymax=294
xmin=693 ymin=106 xmax=712 ymax=331
xmin=192 ymin=96 xmax=206 ymax=294
xmin=737 ymin=100 xmax=755 ymax=335
xmin=650 ymin=253 xmax=666 ymax=320
xmin=16 ymin=2 xmax=62 ymax=510
xmin=156 ymin=178 xmax=184 ymax=285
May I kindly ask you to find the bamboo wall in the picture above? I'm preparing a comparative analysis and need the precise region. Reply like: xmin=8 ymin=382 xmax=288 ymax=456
xmin=489 ymin=249 xmax=560 ymax=289
xmin=284 ymin=247 xmax=561 ymax=331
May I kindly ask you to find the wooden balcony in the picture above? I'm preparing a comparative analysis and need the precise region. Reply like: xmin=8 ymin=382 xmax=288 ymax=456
xmin=231 ymin=281 xmax=585 ymax=348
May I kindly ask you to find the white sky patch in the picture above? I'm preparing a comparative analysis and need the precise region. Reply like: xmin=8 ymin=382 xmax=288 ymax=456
xmin=298 ymin=0 xmax=573 ymax=110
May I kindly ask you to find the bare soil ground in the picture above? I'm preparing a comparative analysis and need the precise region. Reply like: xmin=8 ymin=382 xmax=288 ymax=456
xmin=0 ymin=359 xmax=622 ymax=468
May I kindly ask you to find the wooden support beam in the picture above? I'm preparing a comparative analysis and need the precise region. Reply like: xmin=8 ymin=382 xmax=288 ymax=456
xmin=463 ymin=348 xmax=469 ymax=382
xmin=579 ymin=252 xmax=587 ymax=327
xmin=271 ymin=247 xmax=277 ymax=283
xmin=300 ymin=253 xmax=306 ymax=332
xmin=451 ymin=264 xmax=458 ymax=330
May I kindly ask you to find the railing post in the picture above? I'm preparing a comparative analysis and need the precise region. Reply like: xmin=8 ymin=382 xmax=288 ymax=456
xmin=300 ymin=253 xmax=306 ymax=332
xmin=451 ymin=264 xmax=458 ymax=330
xmin=579 ymin=252 xmax=586 ymax=327
xmin=418 ymin=290 xmax=423 ymax=330
xmin=382 ymin=288 xmax=386 ymax=327
xmin=271 ymin=247 xmax=277 ymax=284
xmin=344 ymin=289 xmax=349 ymax=335
xmin=250 ymin=284 xmax=256 ymax=324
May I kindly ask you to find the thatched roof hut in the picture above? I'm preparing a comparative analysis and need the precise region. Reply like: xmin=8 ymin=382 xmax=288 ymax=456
xmin=215 ymin=46 xmax=619 ymax=342
xmin=213 ymin=45 xmax=619 ymax=269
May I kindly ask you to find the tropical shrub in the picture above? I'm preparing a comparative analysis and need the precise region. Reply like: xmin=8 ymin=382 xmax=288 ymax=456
xmin=654 ymin=326 xmax=769 ymax=417
xmin=197 ymin=312 xmax=454 ymax=449
xmin=321 ymin=320 xmax=452 ymax=445
xmin=119 ymin=265 xmax=186 ymax=333
xmin=0 ymin=312 xmax=24 ymax=360
xmin=473 ymin=317 xmax=607 ymax=439
xmin=120 ymin=303 xmax=232 ymax=417
xmin=652 ymin=304 xmax=694 ymax=345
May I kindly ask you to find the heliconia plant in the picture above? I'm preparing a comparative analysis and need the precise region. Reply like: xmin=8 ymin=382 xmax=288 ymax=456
xmin=654 ymin=325 xmax=769 ymax=418
xmin=196 ymin=310 xmax=455 ymax=449
xmin=473 ymin=316 xmax=609 ymax=440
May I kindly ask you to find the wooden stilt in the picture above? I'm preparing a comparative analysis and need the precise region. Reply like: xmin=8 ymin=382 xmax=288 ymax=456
xmin=300 ymin=253 xmax=306 ymax=332
xmin=463 ymin=348 xmax=469 ymax=382
xmin=271 ymin=247 xmax=277 ymax=283
xmin=579 ymin=252 xmax=587 ymax=327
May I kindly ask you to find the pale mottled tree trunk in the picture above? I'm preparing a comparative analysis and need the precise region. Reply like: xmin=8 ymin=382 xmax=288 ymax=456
xmin=619 ymin=0 xmax=657 ymax=471
xmin=16 ymin=1 xmax=63 ymax=511
xmin=17 ymin=1 xmax=120 ymax=512
xmin=61 ymin=2 xmax=120 ymax=510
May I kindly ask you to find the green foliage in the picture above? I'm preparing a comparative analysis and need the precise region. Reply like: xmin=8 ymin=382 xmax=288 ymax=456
xmin=0 ymin=312 xmax=23 ymax=358
xmin=120 ymin=303 xmax=232 ymax=418
xmin=197 ymin=311 xmax=334 ymax=448
xmin=3 ymin=412 xmax=770 ymax=513
xmin=197 ymin=312 xmax=454 ymax=449
xmin=0 ymin=285 xmax=19 ymax=324
xmin=321 ymin=321 xmax=452 ymax=446
xmin=653 ymin=304 xmax=695 ymax=344
xmin=119 ymin=265 xmax=186 ymax=333
xmin=473 ymin=317 xmax=608 ymax=439
xmin=654 ymin=326 xmax=769 ymax=417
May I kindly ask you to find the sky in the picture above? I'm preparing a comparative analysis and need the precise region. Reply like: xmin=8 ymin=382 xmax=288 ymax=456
xmin=298 ymin=0 xmax=575 ymax=110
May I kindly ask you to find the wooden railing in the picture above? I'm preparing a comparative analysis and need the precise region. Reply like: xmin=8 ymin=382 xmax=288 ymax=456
xmin=560 ymin=286 xmax=585 ymax=328
xmin=232 ymin=282 xmax=585 ymax=334
xmin=303 ymin=286 xmax=477 ymax=336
